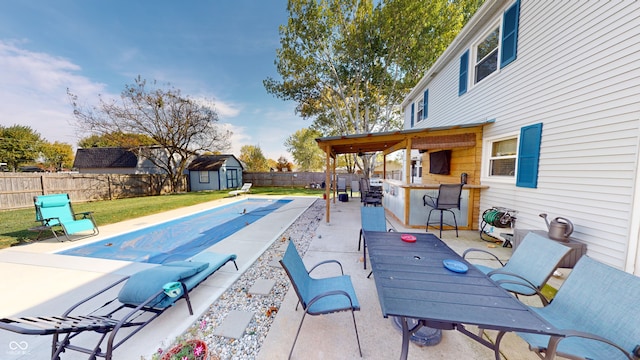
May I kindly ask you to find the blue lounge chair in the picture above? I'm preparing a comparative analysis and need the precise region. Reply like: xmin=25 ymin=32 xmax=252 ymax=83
xmin=0 ymin=251 xmax=237 ymax=360
xmin=279 ymin=241 xmax=362 ymax=359
xmin=463 ymin=232 xmax=570 ymax=305
xmin=33 ymin=193 xmax=99 ymax=241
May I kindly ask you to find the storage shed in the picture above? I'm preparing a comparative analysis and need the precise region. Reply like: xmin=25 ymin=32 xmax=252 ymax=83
xmin=187 ymin=155 xmax=243 ymax=191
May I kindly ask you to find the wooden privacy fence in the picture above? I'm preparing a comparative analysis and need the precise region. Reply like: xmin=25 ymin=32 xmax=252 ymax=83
xmin=243 ymin=172 xmax=363 ymax=188
xmin=0 ymin=173 xmax=186 ymax=210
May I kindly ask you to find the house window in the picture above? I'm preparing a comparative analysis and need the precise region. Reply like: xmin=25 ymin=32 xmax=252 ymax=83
xmin=199 ymin=171 xmax=210 ymax=183
xmin=475 ymin=26 xmax=500 ymax=84
xmin=484 ymin=122 xmax=543 ymax=186
xmin=416 ymin=99 xmax=424 ymax=121
xmin=458 ymin=0 xmax=520 ymax=93
xmin=489 ymin=137 xmax=517 ymax=177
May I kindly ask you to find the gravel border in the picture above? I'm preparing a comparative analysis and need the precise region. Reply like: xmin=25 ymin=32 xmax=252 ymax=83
xmin=154 ymin=199 xmax=324 ymax=360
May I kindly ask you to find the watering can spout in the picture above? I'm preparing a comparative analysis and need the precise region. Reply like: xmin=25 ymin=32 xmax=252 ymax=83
xmin=539 ymin=213 xmax=550 ymax=229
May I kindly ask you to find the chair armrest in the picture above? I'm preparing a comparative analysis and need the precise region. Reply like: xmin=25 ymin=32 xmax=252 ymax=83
xmin=308 ymin=259 xmax=344 ymax=276
xmin=462 ymin=248 xmax=506 ymax=266
xmin=40 ymin=217 xmax=61 ymax=227
xmin=422 ymin=194 xmax=437 ymax=207
xmin=548 ymin=329 xmax=637 ymax=360
xmin=306 ymin=289 xmax=356 ymax=311
xmin=62 ymin=276 xmax=130 ymax=316
xmin=490 ymin=277 xmax=550 ymax=305
xmin=74 ymin=211 xmax=94 ymax=219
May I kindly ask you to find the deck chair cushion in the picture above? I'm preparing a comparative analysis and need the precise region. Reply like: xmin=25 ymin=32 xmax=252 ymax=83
xmin=118 ymin=263 xmax=206 ymax=307
xmin=38 ymin=198 xmax=69 ymax=208
xmin=163 ymin=260 xmax=209 ymax=273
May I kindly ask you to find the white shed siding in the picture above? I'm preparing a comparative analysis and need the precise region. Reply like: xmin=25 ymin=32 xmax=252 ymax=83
xmin=404 ymin=0 xmax=640 ymax=269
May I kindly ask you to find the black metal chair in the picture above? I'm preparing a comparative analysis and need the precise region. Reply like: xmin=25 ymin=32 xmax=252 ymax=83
xmin=423 ymin=184 xmax=463 ymax=238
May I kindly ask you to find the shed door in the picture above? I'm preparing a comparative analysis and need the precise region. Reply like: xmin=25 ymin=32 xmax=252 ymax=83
xmin=227 ymin=169 xmax=239 ymax=189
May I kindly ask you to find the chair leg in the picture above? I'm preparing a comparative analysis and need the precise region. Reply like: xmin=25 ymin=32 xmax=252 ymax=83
xmin=288 ymin=312 xmax=308 ymax=359
xmin=351 ymin=309 xmax=363 ymax=357
xmin=439 ymin=210 xmax=444 ymax=238
xmin=358 ymin=229 xmax=362 ymax=251
xmin=426 ymin=209 xmax=435 ymax=233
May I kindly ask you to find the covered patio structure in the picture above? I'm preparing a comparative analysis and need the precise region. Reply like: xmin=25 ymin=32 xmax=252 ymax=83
xmin=315 ymin=121 xmax=492 ymax=227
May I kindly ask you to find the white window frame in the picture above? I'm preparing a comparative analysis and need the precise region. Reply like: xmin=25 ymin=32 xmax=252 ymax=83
xmin=471 ymin=20 xmax=502 ymax=88
xmin=481 ymin=132 xmax=519 ymax=184
xmin=416 ymin=98 xmax=424 ymax=122
xmin=199 ymin=171 xmax=210 ymax=183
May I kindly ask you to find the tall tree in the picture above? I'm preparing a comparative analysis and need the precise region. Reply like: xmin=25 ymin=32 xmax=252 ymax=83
xmin=284 ymin=128 xmax=325 ymax=171
xmin=0 ymin=124 xmax=43 ymax=171
xmin=69 ymin=76 xmax=231 ymax=192
xmin=239 ymin=145 xmax=269 ymax=172
xmin=264 ymin=0 xmax=482 ymax=177
xmin=41 ymin=141 xmax=74 ymax=171
xmin=78 ymin=132 xmax=156 ymax=148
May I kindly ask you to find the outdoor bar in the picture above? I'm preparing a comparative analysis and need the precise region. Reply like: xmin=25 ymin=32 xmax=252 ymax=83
xmin=316 ymin=122 xmax=492 ymax=230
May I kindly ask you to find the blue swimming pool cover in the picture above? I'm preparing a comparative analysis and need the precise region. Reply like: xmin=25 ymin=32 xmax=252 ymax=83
xmin=59 ymin=198 xmax=292 ymax=264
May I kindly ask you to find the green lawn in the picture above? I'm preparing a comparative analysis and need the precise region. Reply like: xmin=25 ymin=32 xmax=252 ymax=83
xmin=0 ymin=187 xmax=325 ymax=249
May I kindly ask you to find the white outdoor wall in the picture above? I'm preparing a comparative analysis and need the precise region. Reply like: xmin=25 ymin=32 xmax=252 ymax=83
xmin=403 ymin=0 xmax=640 ymax=270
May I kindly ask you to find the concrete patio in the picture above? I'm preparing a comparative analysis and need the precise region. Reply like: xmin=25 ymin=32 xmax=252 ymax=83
xmin=0 ymin=195 xmax=567 ymax=359
xmin=258 ymin=197 xmax=565 ymax=360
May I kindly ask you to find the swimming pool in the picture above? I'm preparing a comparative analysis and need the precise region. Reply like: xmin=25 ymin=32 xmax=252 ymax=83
xmin=58 ymin=198 xmax=292 ymax=264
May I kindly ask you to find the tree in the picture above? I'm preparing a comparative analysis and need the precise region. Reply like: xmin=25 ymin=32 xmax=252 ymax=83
xmin=78 ymin=132 xmax=156 ymax=148
xmin=239 ymin=145 xmax=269 ymax=172
xmin=41 ymin=141 xmax=74 ymax=171
xmin=277 ymin=156 xmax=294 ymax=172
xmin=0 ymin=124 xmax=43 ymax=171
xmin=264 ymin=0 xmax=482 ymax=177
xmin=284 ymin=128 xmax=325 ymax=171
xmin=69 ymin=76 xmax=231 ymax=192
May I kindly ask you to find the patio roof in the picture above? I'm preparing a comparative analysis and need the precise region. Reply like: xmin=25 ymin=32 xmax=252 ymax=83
xmin=314 ymin=120 xmax=494 ymax=222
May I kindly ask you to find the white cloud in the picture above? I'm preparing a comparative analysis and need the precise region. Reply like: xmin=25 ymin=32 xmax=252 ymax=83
xmin=0 ymin=40 xmax=107 ymax=146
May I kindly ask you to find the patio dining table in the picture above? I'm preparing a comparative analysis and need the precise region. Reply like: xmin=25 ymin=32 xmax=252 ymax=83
xmin=363 ymin=230 xmax=564 ymax=360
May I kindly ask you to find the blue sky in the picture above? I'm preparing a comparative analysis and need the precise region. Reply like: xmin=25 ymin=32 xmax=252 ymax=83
xmin=0 ymin=0 xmax=304 ymax=160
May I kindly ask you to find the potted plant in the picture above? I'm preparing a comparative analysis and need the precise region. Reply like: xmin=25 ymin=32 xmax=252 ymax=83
xmin=160 ymin=339 xmax=209 ymax=360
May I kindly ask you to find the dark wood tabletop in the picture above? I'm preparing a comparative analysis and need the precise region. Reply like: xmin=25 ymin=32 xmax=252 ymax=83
xmin=363 ymin=230 xmax=562 ymax=360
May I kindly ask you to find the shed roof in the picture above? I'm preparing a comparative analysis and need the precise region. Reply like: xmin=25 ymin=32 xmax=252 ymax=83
xmin=188 ymin=155 xmax=240 ymax=171
xmin=73 ymin=148 xmax=138 ymax=168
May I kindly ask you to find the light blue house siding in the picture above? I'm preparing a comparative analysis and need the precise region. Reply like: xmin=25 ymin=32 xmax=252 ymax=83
xmin=402 ymin=0 xmax=640 ymax=272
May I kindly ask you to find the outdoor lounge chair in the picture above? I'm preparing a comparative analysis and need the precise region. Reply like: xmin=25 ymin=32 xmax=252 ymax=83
xmin=462 ymin=232 xmax=570 ymax=305
xmin=337 ymin=177 xmax=347 ymax=193
xmin=0 ymin=251 xmax=237 ymax=360
xmin=33 ymin=193 xmax=99 ymax=241
xmin=359 ymin=206 xmax=394 ymax=270
xmin=279 ymin=241 xmax=362 ymax=359
xmin=229 ymin=183 xmax=252 ymax=196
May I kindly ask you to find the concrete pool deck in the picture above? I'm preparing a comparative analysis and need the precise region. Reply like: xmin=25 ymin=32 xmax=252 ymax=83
xmin=0 ymin=195 xmax=316 ymax=359
xmin=0 ymin=195 xmax=566 ymax=359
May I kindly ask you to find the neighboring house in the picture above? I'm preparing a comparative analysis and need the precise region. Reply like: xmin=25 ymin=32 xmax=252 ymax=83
xmin=73 ymin=147 xmax=167 ymax=174
xmin=402 ymin=0 xmax=640 ymax=273
xmin=187 ymin=154 xmax=243 ymax=191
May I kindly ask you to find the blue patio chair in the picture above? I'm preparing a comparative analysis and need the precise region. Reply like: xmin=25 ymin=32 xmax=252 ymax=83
xmin=359 ymin=206 xmax=394 ymax=270
xmin=279 ymin=241 xmax=362 ymax=359
xmin=463 ymin=232 xmax=571 ymax=305
xmin=516 ymin=256 xmax=640 ymax=360
xmin=33 ymin=193 xmax=99 ymax=241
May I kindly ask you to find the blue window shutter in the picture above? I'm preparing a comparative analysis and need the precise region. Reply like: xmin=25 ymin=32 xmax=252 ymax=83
xmin=458 ymin=50 xmax=469 ymax=96
xmin=423 ymin=90 xmax=429 ymax=119
xmin=516 ymin=123 xmax=543 ymax=188
xmin=410 ymin=103 xmax=414 ymax=127
xmin=501 ymin=0 xmax=520 ymax=68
